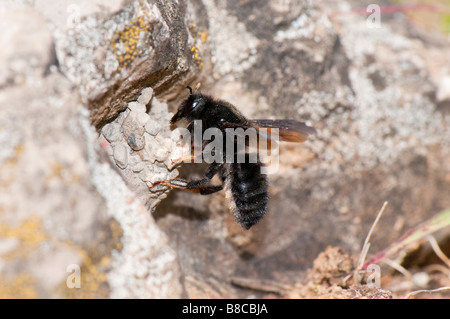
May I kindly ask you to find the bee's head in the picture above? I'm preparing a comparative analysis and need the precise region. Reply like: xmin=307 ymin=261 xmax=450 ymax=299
xmin=171 ymin=86 xmax=207 ymax=124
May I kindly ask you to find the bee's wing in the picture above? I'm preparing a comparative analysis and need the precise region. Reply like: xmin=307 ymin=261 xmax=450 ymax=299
xmin=249 ymin=119 xmax=316 ymax=143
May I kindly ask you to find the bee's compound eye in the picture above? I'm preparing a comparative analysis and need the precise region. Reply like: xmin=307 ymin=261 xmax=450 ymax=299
xmin=192 ymin=101 xmax=199 ymax=109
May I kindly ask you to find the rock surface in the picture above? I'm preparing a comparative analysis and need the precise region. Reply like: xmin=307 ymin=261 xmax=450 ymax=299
xmin=0 ymin=2 xmax=183 ymax=298
xmin=1 ymin=0 xmax=449 ymax=299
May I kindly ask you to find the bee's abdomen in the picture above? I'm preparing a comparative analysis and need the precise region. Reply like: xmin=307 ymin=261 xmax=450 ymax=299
xmin=224 ymin=160 xmax=269 ymax=229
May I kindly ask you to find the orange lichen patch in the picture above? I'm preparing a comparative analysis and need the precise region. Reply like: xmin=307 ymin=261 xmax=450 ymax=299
xmin=200 ymin=31 xmax=208 ymax=43
xmin=60 ymin=242 xmax=109 ymax=298
xmin=58 ymin=219 xmax=122 ymax=298
xmin=44 ymin=162 xmax=64 ymax=184
xmin=0 ymin=216 xmax=48 ymax=249
xmin=108 ymin=218 xmax=124 ymax=251
xmin=187 ymin=23 xmax=207 ymax=70
xmin=0 ymin=273 xmax=38 ymax=298
xmin=44 ymin=162 xmax=80 ymax=186
xmin=0 ymin=144 xmax=24 ymax=189
xmin=190 ymin=45 xmax=203 ymax=69
xmin=110 ymin=13 xmax=152 ymax=71
xmin=0 ymin=216 xmax=49 ymax=261
xmin=14 ymin=143 xmax=25 ymax=157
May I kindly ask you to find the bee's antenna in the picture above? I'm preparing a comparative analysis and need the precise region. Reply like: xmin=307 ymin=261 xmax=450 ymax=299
xmin=186 ymin=86 xmax=193 ymax=95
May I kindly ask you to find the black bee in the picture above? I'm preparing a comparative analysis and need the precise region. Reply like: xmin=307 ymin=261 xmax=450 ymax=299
xmin=154 ymin=86 xmax=316 ymax=229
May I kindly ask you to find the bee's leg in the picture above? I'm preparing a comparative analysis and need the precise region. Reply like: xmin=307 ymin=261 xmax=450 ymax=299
xmin=155 ymin=178 xmax=223 ymax=194
xmin=170 ymin=154 xmax=197 ymax=164
xmin=170 ymin=147 xmax=208 ymax=164
xmin=152 ymin=178 xmax=223 ymax=194
xmin=152 ymin=162 xmax=224 ymax=195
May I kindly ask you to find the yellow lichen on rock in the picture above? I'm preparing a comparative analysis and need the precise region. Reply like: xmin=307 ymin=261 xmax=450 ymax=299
xmin=190 ymin=45 xmax=203 ymax=69
xmin=0 ymin=216 xmax=48 ymax=260
xmin=0 ymin=273 xmax=38 ymax=299
xmin=188 ymin=23 xmax=207 ymax=70
xmin=110 ymin=12 xmax=152 ymax=71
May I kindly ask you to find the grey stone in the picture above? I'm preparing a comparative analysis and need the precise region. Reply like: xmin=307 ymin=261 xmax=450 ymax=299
xmin=0 ymin=4 xmax=53 ymax=87
xmin=121 ymin=111 xmax=146 ymax=144
xmin=53 ymin=0 xmax=198 ymax=130
xmin=127 ymin=101 xmax=147 ymax=114
xmin=102 ymin=122 xmax=122 ymax=144
xmin=144 ymin=119 xmax=162 ymax=136
xmin=126 ymin=132 xmax=145 ymax=151
xmin=137 ymin=87 xmax=154 ymax=105
xmin=113 ymin=143 xmax=129 ymax=168
xmin=0 ymin=2 xmax=184 ymax=299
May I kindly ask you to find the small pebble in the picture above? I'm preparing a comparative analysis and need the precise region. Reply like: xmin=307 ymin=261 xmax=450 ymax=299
xmin=145 ymin=120 xmax=162 ymax=136
xmin=155 ymin=148 xmax=169 ymax=162
xmin=122 ymin=112 xmax=145 ymax=138
xmin=102 ymin=122 xmax=122 ymax=143
xmin=138 ymin=166 xmax=154 ymax=182
xmin=142 ymin=145 xmax=156 ymax=163
xmin=149 ymin=171 xmax=167 ymax=184
xmin=128 ymin=101 xmax=146 ymax=113
xmin=113 ymin=143 xmax=128 ymax=169
xmin=116 ymin=108 xmax=130 ymax=126
xmin=136 ymin=112 xmax=150 ymax=127
xmin=137 ymin=87 xmax=154 ymax=105
xmin=131 ymin=162 xmax=145 ymax=173
xmin=127 ymin=133 xmax=145 ymax=151
xmin=168 ymin=169 xmax=179 ymax=179
xmin=149 ymin=98 xmax=168 ymax=116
